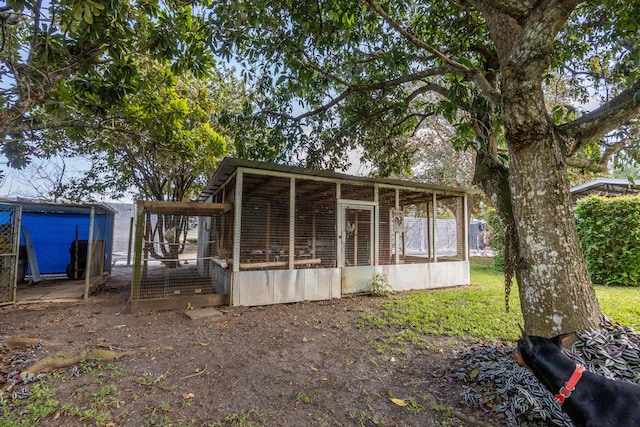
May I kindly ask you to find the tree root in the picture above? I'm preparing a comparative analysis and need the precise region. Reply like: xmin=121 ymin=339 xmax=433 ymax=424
xmin=452 ymin=410 xmax=497 ymax=427
xmin=25 ymin=347 xmax=133 ymax=375
xmin=2 ymin=335 xmax=55 ymax=349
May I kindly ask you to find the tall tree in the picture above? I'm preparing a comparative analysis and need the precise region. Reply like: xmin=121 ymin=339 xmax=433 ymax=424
xmin=0 ymin=0 xmax=214 ymax=168
xmin=47 ymin=61 xmax=243 ymax=203
xmin=207 ymin=0 xmax=640 ymax=335
xmin=38 ymin=61 xmax=245 ymax=265
xmin=1 ymin=1 xmax=241 ymax=266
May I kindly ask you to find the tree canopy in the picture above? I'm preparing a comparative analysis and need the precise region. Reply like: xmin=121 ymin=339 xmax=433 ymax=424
xmin=206 ymin=0 xmax=639 ymax=174
xmin=0 ymin=1 xmax=250 ymax=202
xmin=206 ymin=0 xmax=640 ymax=335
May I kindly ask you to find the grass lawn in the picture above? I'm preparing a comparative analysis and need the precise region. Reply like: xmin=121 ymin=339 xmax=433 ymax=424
xmin=596 ymin=285 xmax=640 ymax=331
xmin=362 ymin=257 xmax=640 ymax=342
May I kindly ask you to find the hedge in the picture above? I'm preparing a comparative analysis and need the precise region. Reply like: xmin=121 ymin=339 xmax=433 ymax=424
xmin=575 ymin=195 xmax=640 ymax=287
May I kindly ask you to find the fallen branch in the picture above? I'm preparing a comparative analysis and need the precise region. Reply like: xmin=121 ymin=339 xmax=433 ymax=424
xmin=179 ymin=365 xmax=207 ymax=381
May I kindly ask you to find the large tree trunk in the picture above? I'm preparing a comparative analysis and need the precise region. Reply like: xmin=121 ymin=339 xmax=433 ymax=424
xmin=473 ymin=119 xmax=600 ymax=335
xmin=502 ymin=79 xmax=601 ymax=335
xmin=471 ymin=0 xmax=603 ymax=336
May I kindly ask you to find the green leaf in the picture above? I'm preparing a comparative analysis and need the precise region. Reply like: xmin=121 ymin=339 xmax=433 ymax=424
xmin=73 ymin=4 xmax=83 ymax=21
xmin=84 ymin=6 xmax=93 ymax=24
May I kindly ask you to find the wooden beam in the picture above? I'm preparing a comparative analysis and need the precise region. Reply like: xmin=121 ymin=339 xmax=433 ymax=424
xmin=238 ymin=258 xmax=321 ymax=270
xmin=128 ymin=294 xmax=229 ymax=313
xmin=138 ymin=201 xmax=232 ymax=215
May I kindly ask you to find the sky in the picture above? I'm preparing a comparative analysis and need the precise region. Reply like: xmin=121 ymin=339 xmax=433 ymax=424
xmin=0 ymin=149 xmax=370 ymax=204
xmin=0 ymin=154 xmax=132 ymax=202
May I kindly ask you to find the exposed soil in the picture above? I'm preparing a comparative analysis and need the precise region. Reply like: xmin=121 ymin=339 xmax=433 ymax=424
xmin=1 ymin=266 xmax=505 ymax=426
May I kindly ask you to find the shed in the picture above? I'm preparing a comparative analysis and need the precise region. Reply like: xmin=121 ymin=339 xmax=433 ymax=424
xmin=0 ymin=199 xmax=115 ymax=305
xmin=127 ymin=158 xmax=475 ymax=312
xmin=570 ymin=178 xmax=640 ymax=201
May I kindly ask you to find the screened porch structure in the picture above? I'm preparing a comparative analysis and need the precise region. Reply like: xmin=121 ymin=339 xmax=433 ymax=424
xmin=195 ymin=158 xmax=474 ymax=307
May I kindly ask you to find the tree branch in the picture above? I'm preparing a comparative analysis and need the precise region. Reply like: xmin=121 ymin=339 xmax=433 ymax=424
xmin=262 ymin=68 xmax=452 ymax=121
xmin=364 ymin=0 xmax=501 ymax=103
xmin=565 ymin=157 xmax=607 ymax=172
xmin=600 ymin=138 xmax=632 ymax=167
xmin=558 ymin=79 xmax=640 ymax=153
xmin=565 ymin=136 xmax=633 ymax=172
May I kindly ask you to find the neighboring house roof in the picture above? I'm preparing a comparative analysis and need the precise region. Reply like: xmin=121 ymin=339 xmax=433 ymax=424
xmin=570 ymin=178 xmax=640 ymax=200
xmin=198 ymin=157 xmax=477 ymax=202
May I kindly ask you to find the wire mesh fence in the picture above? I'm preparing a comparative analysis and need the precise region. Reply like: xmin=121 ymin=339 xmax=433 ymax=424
xmin=237 ymin=174 xmax=338 ymax=270
xmin=130 ymin=202 xmax=230 ymax=306
xmin=378 ymin=188 xmax=466 ymax=264
xmin=0 ymin=205 xmax=19 ymax=304
xmin=129 ymin=166 xmax=470 ymax=311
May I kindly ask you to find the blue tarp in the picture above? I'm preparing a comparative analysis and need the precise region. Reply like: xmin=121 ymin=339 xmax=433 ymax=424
xmin=20 ymin=211 xmax=113 ymax=275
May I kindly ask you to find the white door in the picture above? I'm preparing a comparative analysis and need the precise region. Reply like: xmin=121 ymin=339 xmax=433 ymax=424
xmin=338 ymin=202 xmax=376 ymax=295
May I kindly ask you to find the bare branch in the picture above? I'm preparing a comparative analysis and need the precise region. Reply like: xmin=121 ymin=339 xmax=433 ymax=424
xmin=600 ymin=139 xmax=631 ymax=167
xmin=566 ymin=136 xmax=633 ymax=172
xmin=406 ymin=82 xmax=448 ymax=103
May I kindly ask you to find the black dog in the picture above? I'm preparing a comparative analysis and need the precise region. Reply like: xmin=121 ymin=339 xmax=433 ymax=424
xmin=514 ymin=332 xmax=640 ymax=427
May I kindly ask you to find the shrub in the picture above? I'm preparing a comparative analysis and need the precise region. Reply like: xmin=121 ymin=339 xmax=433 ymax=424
xmin=370 ymin=274 xmax=393 ymax=297
xmin=575 ymin=195 xmax=640 ymax=286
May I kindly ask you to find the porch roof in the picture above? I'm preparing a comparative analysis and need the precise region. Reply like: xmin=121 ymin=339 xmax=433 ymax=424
xmin=198 ymin=157 xmax=477 ymax=202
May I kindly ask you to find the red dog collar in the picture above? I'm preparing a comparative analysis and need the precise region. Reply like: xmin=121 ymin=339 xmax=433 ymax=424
xmin=554 ymin=364 xmax=586 ymax=404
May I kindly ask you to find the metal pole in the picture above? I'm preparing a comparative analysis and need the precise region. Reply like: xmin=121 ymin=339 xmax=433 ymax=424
xmin=127 ymin=217 xmax=134 ymax=266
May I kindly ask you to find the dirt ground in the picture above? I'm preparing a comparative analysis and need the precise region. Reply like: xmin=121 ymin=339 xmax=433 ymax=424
xmin=1 ymin=267 xmax=505 ymax=427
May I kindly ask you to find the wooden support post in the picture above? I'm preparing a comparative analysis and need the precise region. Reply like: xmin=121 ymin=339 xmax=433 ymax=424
xmin=427 ymin=200 xmax=432 ymax=259
xmin=432 ymin=193 xmax=438 ymax=263
xmin=464 ymin=195 xmax=469 ymax=261
xmin=232 ymin=171 xmax=243 ymax=273
xmin=266 ymin=201 xmax=271 ymax=263
xmin=394 ymin=189 xmax=400 ymax=265
xmin=84 ymin=207 xmax=95 ymax=300
xmin=289 ymin=178 xmax=295 ymax=270
xmin=127 ymin=217 xmax=134 ymax=266
xmin=131 ymin=206 xmax=145 ymax=300
xmin=353 ymin=211 xmax=358 ymax=266
xmin=312 ymin=206 xmax=316 ymax=259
